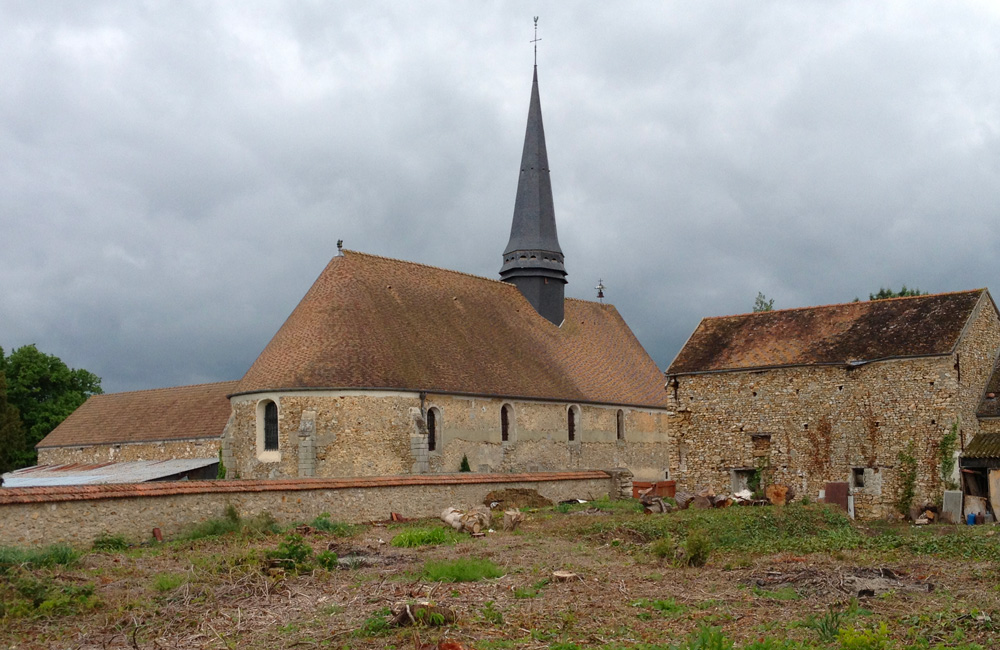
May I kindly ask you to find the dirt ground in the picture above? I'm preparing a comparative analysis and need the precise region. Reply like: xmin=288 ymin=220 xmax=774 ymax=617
xmin=2 ymin=507 xmax=999 ymax=649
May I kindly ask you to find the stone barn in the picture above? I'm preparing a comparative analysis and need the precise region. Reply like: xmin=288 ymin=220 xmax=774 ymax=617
xmin=665 ymin=289 xmax=1000 ymax=519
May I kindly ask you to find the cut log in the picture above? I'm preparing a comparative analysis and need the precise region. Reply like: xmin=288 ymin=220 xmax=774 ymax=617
xmin=390 ymin=603 xmax=457 ymax=627
xmin=675 ymin=492 xmax=695 ymax=509
xmin=503 ymin=509 xmax=526 ymax=531
xmin=690 ymin=495 xmax=712 ymax=509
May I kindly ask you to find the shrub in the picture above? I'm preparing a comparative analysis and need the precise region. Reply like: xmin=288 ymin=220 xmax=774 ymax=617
xmin=650 ymin=535 xmax=675 ymax=560
xmin=676 ymin=625 xmax=734 ymax=650
xmin=422 ymin=557 xmax=503 ymax=582
xmin=682 ymin=529 xmax=711 ymax=567
xmin=316 ymin=550 xmax=339 ymax=571
xmin=267 ymin=533 xmax=313 ymax=571
xmin=460 ymin=454 xmax=471 ymax=472
xmin=480 ymin=600 xmax=503 ymax=625
xmin=92 ymin=533 xmax=130 ymax=552
xmin=391 ymin=526 xmax=461 ymax=548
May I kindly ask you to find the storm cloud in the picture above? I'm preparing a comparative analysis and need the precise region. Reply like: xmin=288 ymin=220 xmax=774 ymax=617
xmin=2 ymin=2 xmax=999 ymax=393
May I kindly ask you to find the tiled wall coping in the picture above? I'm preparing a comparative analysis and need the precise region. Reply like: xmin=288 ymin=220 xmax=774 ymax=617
xmin=0 ymin=471 xmax=610 ymax=505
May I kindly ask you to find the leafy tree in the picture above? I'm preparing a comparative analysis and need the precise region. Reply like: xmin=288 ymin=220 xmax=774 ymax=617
xmin=2 ymin=345 xmax=102 ymax=468
xmin=0 ymin=356 xmax=27 ymax=476
xmin=868 ymin=286 xmax=926 ymax=300
xmin=753 ymin=292 xmax=775 ymax=313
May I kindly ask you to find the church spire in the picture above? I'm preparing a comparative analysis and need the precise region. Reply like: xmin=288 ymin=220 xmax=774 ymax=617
xmin=500 ymin=55 xmax=567 ymax=325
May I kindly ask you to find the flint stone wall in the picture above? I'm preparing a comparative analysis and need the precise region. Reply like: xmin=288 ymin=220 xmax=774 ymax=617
xmin=227 ymin=390 xmax=674 ymax=482
xmin=37 ymin=438 xmax=220 ymax=466
xmin=0 ymin=471 xmax=613 ymax=547
xmin=667 ymin=300 xmax=1000 ymax=520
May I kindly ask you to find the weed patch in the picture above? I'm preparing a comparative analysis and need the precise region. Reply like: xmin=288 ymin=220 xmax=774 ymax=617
xmin=0 ymin=545 xmax=80 ymax=573
xmin=92 ymin=532 xmax=130 ymax=551
xmin=309 ymin=513 xmax=356 ymax=536
xmin=151 ymin=572 xmax=186 ymax=592
xmin=422 ymin=557 xmax=503 ymax=582
xmin=390 ymin=526 xmax=461 ymax=548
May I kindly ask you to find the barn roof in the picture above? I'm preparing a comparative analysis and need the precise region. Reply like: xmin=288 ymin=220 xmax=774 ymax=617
xmin=36 ymin=381 xmax=237 ymax=449
xmin=235 ymin=251 xmax=667 ymax=408
xmin=667 ymin=289 xmax=989 ymax=376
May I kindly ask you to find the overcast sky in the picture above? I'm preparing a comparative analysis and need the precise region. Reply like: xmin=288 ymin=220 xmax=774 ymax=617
xmin=3 ymin=1 xmax=1000 ymax=394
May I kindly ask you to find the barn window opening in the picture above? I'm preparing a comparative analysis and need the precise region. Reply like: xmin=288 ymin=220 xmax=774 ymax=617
xmin=616 ymin=409 xmax=625 ymax=441
xmin=568 ymin=405 xmax=580 ymax=441
xmin=263 ymin=401 xmax=279 ymax=451
xmin=501 ymin=404 xmax=511 ymax=442
xmin=852 ymin=468 xmax=866 ymax=489
xmin=427 ymin=407 xmax=438 ymax=452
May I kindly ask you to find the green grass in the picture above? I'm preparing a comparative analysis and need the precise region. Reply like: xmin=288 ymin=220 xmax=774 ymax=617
xmin=92 ymin=532 xmax=130 ymax=551
xmin=513 ymin=578 xmax=549 ymax=599
xmin=309 ymin=513 xmax=357 ymax=536
xmin=151 ymin=572 xmax=186 ymax=592
xmin=581 ymin=502 xmax=1000 ymax=561
xmin=0 ymin=544 xmax=81 ymax=573
xmin=390 ymin=526 xmax=462 ymax=548
xmin=0 ymin=573 xmax=99 ymax=619
xmin=181 ymin=506 xmax=279 ymax=541
xmin=421 ymin=557 xmax=504 ymax=582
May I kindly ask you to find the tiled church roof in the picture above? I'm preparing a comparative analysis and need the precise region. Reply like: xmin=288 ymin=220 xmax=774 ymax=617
xmin=37 ymin=381 xmax=237 ymax=448
xmin=667 ymin=289 xmax=989 ymax=376
xmin=235 ymin=251 xmax=667 ymax=407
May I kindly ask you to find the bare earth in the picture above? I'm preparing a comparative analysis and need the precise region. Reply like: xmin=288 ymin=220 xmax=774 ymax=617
xmin=3 ymin=507 xmax=998 ymax=649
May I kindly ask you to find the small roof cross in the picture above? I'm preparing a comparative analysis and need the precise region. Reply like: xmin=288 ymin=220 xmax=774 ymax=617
xmin=531 ymin=17 xmax=541 ymax=65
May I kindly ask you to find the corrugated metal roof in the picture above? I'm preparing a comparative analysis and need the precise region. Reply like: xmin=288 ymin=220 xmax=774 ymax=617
xmin=963 ymin=433 xmax=1000 ymax=459
xmin=1 ymin=458 xmax=217 ymax=488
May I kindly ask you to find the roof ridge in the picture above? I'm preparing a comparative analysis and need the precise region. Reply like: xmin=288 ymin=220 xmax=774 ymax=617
xmin=702 ymin=288 xmax=985 ymax=321
xmin=343 ymin=249 xmax=516 ymax=288
xmin=92 ymin=380 xmax=240 ymax=398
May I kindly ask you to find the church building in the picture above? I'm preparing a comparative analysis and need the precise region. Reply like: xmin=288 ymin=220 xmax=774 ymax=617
xmin=35 ymin=64 xmax=675 ymax=485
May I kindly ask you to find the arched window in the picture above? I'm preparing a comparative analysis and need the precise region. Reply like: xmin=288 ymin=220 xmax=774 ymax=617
xmin=616 ymin=409 xmax=625 ymax=441
xmin=501 ymin=404 xmax=512 ymax=442
xmin=427 ymin=407 xmax=439 ymax=452
xmin=263 ymin=401 xmax=278 ymax=451
xmin=568 ymin=405 xmax=580 ymax=441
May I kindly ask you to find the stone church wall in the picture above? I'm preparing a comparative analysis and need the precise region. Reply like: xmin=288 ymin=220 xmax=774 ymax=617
xmin=37 ymin=438 xmax=220 ymax=466
xmin=226 ymin=390 xmax=674 ymax=482
xmin=666 ymin=301 xmax=1000 ymax=520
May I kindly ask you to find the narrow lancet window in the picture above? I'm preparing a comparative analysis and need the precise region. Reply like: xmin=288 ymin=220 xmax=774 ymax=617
xmin=263 ymin=401 xmax=278 ymax=451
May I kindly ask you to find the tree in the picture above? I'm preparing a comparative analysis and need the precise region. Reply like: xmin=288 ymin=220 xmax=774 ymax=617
xmin=0 ymin=357 xmax=27 ymax=476
xmin=868 ymin=286 xmax=926 ymax=301
xmin=2 ymin=344 xmax=102 ymax=468
xmin=753 ymin=292 xmax=775 ymax=313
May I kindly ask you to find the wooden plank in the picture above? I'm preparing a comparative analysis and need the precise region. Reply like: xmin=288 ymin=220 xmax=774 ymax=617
xmin=989 ymin=470 xmax=1000 ymax=517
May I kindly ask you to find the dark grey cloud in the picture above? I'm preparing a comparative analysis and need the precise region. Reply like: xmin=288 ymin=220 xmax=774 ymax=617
xmin=2 ymin=2 xmax=999 ymax=393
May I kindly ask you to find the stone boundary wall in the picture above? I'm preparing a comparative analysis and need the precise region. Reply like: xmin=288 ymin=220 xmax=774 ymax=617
xmin=0 ymin=471 xmax=615 ymax=547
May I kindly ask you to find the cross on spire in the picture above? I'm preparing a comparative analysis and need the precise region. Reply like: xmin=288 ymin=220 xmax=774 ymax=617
xmin=531 ymin=16 xmax=541 ymax=65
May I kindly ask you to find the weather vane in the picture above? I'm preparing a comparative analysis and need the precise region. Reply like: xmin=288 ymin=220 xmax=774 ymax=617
xmin=531 ymin=16 xmax=541 ymax=65
xmin=596 ymin=279 xmax=606 ymax=304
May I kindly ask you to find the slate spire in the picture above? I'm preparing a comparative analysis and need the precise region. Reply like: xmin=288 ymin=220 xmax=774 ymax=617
xmin=500 ymin=65 xmax=567 ymax=326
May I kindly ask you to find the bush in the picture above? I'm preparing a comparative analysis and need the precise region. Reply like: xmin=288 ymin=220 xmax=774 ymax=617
xmin=391 ymin=526 xmax=461 ymax=548
xmin=650 ymin=535 xmax=675 ymax=560
xmin=422 ymin=557 xmax=504 ymax=582
xmin=682 ymin=529 xmax=711 ymax=567
xmin=838 ymin=622 xmax=891 ymax=650
xmin=460 ymin=454 xmax=471 ymax=472
xmin=267 ymin=533 xmax=313 ymax=572
xmin=316 ymin=550 xmax=339 ymax=570
xmin=92 ymin=533 xmax=130 ymax=552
